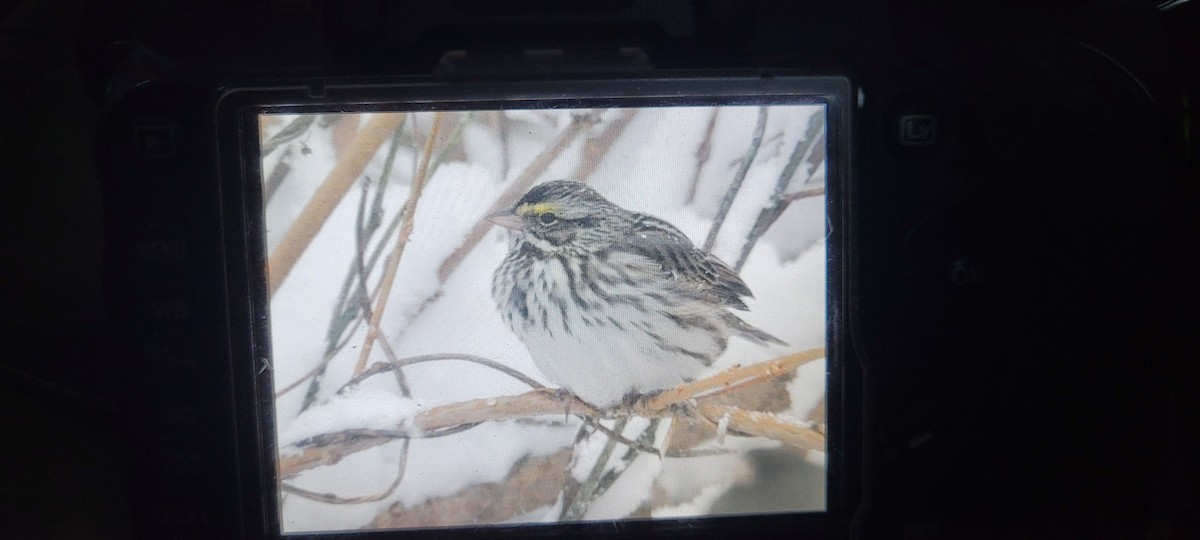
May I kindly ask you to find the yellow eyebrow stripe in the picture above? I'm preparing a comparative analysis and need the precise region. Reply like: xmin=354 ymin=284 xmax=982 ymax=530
xmin=516 ymin=202 xmax=560 ymax=216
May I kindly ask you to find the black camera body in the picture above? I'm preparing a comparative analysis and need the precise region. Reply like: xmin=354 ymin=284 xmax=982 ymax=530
xmin=98 ymin=2 xmax=1181 ymax=538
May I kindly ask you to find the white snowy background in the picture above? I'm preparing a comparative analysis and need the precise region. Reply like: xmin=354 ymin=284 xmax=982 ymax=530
xmin=260 ymin=104 xmax=828 ymax=533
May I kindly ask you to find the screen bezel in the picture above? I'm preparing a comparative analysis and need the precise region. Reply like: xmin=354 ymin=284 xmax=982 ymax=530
xmin=215 ymin=73 xmax=854 ymax=539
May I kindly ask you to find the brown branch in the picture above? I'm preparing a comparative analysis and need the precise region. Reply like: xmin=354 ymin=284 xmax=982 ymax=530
xmin=783 ymin=184 xmax=826 ymax=203
xmin=339 ymin=353 xmax=546 ymax=395
xmin=642 ymin=348 xmax=826 ymax=411
xmin=572 ymin=109 xmax=637 ymax=181
xmin=279 ymin=388 xmax=596 ymax=479
xmin=437 ymin=113 xmax=598 ymax=283
xmin=278 ymin=348 xmax=826 ymax=479
xmin=281 ymin=439 xmax=409 ymax=504
xmin=268 ymin=113 xmax=407 ymax=297
xmin=370 ymin=448 xmax=573 ymax=527
xmin=695 ymin=404 xmax=825 ymax=452
xmin=352 ymin=113 xmax=444 ymax=376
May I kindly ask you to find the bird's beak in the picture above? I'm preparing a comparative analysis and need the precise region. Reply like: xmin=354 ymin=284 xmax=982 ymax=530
xmin=486 ymin=209 xmax=525 ymax=230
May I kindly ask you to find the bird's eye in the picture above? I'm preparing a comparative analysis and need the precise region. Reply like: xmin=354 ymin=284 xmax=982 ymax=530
xmin=538 ymin=212 xmax=557 ymax=225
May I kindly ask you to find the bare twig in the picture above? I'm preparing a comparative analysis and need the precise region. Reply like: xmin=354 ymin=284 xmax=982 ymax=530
xmin=261 ymin=114 xmax=316 ymax=156
xmin=437 ymin=113 xmax=598 ymax=283
xmin=783 ymin=184 xmax=826 ymax=203
xmin=274 ymin=329 xmax=357 ymax=398
xmin=353 ymin=112 xmax=444 ymax=376
xmin=353 ymin=177 xmax=410 ymax=395
xmin=353 ymin=178 xmax=374 ymax=318
xmin=597 ymin=419 xmax=661 ymax=513
xmin=274 ymin=208 xmax=405 ymax=400
xmin=694 ymin=404 xmax=825 ymax=451
xmin=428 ymin=112 xmax=474 ymax=174
xmin=562 ymin=417 xmax=630 ymax=520
xmin=583 ymin=418 xmax=661 ymax=456
xmin=703 ymin=106 xmax=769 ymax=253
xmin=643 ymin=348 xmax=826 ymax=411
xmin=496 ymin=111 xmax=510 ymax=180
xmin=281 ymin=439 xmax=409 ymax=504
xmin=339 ymin=353 xmax=545 ymax=395
xmin=365 ymin=119 xmax=407 ymax=234
xmin=263 ymin=147 xmax=293 ymax=203
xmin=685 ymin=108 xmax=721 ymax=204
xmin=733 ymin=118 xmax=826 ymax=271
xmin=268 ymin=113 xmax=407 ymax=297
xmin=572 ymin=109 xmax=637 ymax=181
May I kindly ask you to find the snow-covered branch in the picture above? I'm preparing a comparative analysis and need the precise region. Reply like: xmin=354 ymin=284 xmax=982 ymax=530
xmin=278 ymin=348 xmax=826 ymax=480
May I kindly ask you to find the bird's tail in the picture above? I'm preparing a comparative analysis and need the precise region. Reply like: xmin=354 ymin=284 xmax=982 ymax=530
xmin=726 ymin=314 xmax=788 ymax=347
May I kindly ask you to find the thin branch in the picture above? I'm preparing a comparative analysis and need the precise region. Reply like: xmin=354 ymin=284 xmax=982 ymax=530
xmin=353 ymin=177 xmax=410 ymax=396
xmin=783 ymin=184 xmax=826 ymax=203
xmin=562 ymin=417 xmax=629 ymax=520
xmin=572 ymin=109 xmax=637 ymax=181
xmin=353 ymin=177 xmax=374 ymax=318
xmin=273 ymin=329 xmax=356 ymax=398
xmin=428 ymin=112 xmax=474 ymax=174
xmin=584 ymin=418 xmax=661 ymax=457
xmin=275 ymin=208 xmax=404 ymax=400
xmin=585 ymin=417 xmax=662 ymax=518
xmin=261 ymin=114 xmax=316 ymax=156
xmin=695 ymin=404 xmax=825 ymax=452
xmin=496 ymin=111 xmax=511 ymax=180
xmin=366 ymin=118 xmax=408 ymax=234
xmin=643 ymin=348 xmax=825 ymax=411
xmin=279 ymin=388 xmax=596 ymax=479
xmin=385 ymin=113 xmax=602 ymax=347
xmin=437 ymin=113 xmax=599 ymax=283
xmin=268 ymin=113 xmax=407 ymax=297
xmin=339 ymin=353 xmax=545 ymax=395
xmin=353 ymin=113 xmax=444 ymax=376
xmin=733 ymin=120 xmax=826 ymax=271
xmin=703 ymin=106 xmax=768 ymax=253
xmin=284 ymin=124 xmax=409 ymax=406
xmin=263 ymin=147 xmax=293 ymax=203
xmin=327 ymin=157 xmax=401 ymax=338
xmin=325 ymin=202 xmax=407 ymax=352
xmin=280 ymin=439 xmax=409 ymax=504
xmin=685 ymin=108 xmax=721 ymax=204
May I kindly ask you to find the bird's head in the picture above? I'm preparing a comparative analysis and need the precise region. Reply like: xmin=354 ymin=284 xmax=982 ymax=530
xmin=488 ymin=180 xmax=626 ymax=254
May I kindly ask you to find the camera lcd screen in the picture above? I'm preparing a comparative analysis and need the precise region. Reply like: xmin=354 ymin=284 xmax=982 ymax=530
xmin=257 ymin=91 xmax=834 ymax=534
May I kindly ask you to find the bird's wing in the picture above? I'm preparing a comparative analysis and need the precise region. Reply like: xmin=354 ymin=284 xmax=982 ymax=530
xmin=621 ymin=214 xmax=753 ymax=310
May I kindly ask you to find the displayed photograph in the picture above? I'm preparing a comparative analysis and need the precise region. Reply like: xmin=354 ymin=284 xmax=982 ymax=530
xmin=259 ymin=103 xmax=829 ymax=533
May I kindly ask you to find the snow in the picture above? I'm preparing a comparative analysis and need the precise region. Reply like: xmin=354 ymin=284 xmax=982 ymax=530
xmin=652 ymin=482 xmax=736 ymax=518
xmin=278 ymin=386 xmax=418 ymax=448
xmin=261 ymin=104 xmax=830 ymax=533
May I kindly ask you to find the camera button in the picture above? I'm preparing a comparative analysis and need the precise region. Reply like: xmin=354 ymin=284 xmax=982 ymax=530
xmin=887 ymin=93 xmax=950 ymax=155
xmin=897 ymin=114 xmax=939 ymax=146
